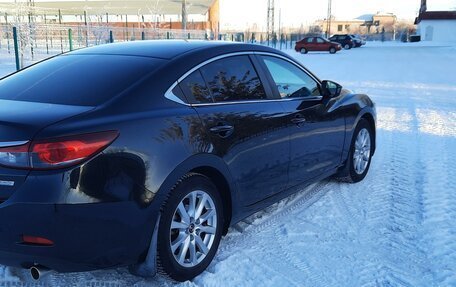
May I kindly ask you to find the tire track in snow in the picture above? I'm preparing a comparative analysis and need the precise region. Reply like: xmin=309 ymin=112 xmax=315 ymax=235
xmin=268 ymin=183 xmax=340 ymax=287
xmin=327 ymin=106 xmax=432 ymax=286
xmin=211 ymin=181 xmax=332 ymax=286
xmin=367 ymin=107 xmax=430 ymax=286
xmin=418 ymin=118 xmax=456 ymax=285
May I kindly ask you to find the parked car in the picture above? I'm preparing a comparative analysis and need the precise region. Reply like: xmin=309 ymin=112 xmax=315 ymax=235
xmin=295 ymin=36 xmax=342 ymax=54
xmin=329 ymin=34 xmax=360 ymax=49
xmin=0 ymin=41 xmax=376 ymax=282
xmin=350 ymin=34 xmax=366 ymax=46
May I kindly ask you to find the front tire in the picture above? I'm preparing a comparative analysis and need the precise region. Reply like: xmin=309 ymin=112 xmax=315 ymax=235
xmin=344 ymin=43 xmax=351 ymax=50
xmin=329 ymin=47 xmax=337 ymax=54
xmin=336 ymin=119 xmax=373 ymax=183
xmin=300 ymin=48 xmax=308 ymax=54
xmin=156 ymin=173 xmax=224 ymax=281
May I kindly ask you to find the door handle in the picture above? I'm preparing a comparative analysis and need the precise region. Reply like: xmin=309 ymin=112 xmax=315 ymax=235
xmin=291 ymin=116 xmax=306 ymax=125
xmin=209 ymin=125 xmax=234 ymax=138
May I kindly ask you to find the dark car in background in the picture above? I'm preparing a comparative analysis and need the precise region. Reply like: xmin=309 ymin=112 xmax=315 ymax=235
xmin=295 ymin=36 xmax=342 ymax=54
xmin=0 ymin=41 xmax=376 ymax=282
xmin=329 ymin=34 xmax=360 ymax=49
xmin=350 ymin=34 xmax=366 ymax=46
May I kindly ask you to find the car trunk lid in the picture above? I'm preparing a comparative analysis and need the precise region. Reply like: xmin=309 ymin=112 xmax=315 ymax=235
xmin=0 ymin=99 xmax=93 ymax=200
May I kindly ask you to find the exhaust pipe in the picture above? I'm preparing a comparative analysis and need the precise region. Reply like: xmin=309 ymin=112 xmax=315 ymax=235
xmin=30 ymin=265 xmax=51 ymax=281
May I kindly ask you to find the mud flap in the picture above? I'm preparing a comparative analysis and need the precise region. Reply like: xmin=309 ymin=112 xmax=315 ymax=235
xmin=130 ymin=214 xmax=160 ymax=277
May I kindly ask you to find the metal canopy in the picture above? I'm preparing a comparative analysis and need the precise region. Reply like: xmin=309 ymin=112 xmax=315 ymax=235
xmin=0 ymin=0 xmax=215 ymax=15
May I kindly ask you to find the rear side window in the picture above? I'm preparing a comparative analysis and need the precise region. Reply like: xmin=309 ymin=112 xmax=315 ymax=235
xmin=0 ymin=55 xmax=164 ymax=106
xmin=199 ymin=55 xmax=266 ymax=103
xmin=306 ymin=38 xmax=314 ymax=43
xmin=178 ymin=70 xmax=212 ymax=104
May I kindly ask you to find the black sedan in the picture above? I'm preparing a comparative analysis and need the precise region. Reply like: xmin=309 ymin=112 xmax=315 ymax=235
xmin=329 ymin=34 xmax=360 ymax=49
xmin=0 ymin=40 xmax=376 ymax=282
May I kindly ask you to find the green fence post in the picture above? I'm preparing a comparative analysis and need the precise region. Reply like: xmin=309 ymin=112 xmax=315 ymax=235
xmin=142 ymin=31 xmax=145 ymax=40
xmin=188 ymin=33 xmax=190 ymax=39
xmin=12 ymin=26 xmax=20 ymax=71
xmin=68 ymin=28 xmax=73 ymax=51
xmin=109 ymin=30 xmax=114 ymax=43
xmin=167 ymin=32 xmax=170 ymax=39
xmin=205 ymin=33 xmax=208 ymax=40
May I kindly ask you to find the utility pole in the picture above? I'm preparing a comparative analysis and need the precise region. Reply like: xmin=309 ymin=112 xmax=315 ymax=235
xmin=278 ymin=8 xmax=282 ymax=49
xmin=5 ymin=13 xmax=10 ymax=53
xmin=182 ymin=0 xmax=187 ymax=30
xmin=267 ymin=0 xmax=275 ymax=46
xmin=326 ymin=0 xmax=332 ymax=38
xmin=27 ymin=0 xmax=35 ymax=60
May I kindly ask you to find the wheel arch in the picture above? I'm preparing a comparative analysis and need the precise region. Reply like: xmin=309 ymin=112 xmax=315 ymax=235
xmin=339 ymin=97 xmax=376 ymax=165
xmin=133 ymin=154 xmax=237 ymax=277
xmin=154 ymin=153 xmax=238 ymax=235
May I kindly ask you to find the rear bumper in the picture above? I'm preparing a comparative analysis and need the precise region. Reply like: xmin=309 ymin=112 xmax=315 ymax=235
xmin=0 ymin=201 xmax=156 ymax=272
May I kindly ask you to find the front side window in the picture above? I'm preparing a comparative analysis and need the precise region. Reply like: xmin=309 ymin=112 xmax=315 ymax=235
xmin=316 ymin=37 xmax=325 ymax=43
xmin=199 ymin=56 xmax=266 ymax=103
xmin=261 ymin=56 xmax=320 ymax=99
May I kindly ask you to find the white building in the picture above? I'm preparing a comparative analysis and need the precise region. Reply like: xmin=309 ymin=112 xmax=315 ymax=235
xmin=415 ymin=11 xmax=456 ymax=42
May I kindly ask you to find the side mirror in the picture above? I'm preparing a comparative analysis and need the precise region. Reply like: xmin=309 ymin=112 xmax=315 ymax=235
xmin=321 ymin=80 xmax=342 ymax=98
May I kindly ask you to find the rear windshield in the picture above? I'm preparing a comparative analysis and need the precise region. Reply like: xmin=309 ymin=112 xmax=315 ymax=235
xmin=0 ymin=54 xmax=165 ymax=106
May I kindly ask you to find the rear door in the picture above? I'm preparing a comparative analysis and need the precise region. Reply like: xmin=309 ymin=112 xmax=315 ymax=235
xmin=257 ymin=55 xmax=345 ymax=187
xmin=305 ymin=37 xmax=315 ymax=51
xmin=179 ymin=55 xmax=290 ymax=206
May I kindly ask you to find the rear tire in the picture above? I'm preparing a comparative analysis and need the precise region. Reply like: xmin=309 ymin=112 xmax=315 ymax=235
xmin=329 ymin=47 xmax=336 ymax=54
xmin=344 ymin=44 xmax=351 ymax=50
xmin=156 ymin=173 xmax=224 ymax=282
xmin=300 ymin=48 xmax=308 ymax=54
xmin=336 ymin=119 xmax=373 ymax=183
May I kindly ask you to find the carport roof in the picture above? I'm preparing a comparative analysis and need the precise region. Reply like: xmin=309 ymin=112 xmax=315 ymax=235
xmin=0 ymin=0 xmax=215 ymax=15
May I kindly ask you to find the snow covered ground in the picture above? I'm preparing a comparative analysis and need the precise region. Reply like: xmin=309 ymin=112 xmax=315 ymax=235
xmin=0 ymin=41 xmax=455 ymax=286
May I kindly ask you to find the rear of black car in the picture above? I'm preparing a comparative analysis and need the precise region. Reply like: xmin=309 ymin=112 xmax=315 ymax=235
xmin=0 ymin=54 xmax=165 ymax=272
xmin=329 ymin=34 xmax=357 ymax=49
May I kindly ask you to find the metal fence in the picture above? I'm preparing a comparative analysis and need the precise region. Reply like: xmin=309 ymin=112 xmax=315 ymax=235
xmin=0 ymin=23 xmax=207 ymax=72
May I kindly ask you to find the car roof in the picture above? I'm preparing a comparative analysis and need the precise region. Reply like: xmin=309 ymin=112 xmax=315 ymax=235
xmin=68 ymin=40 xmax=280 ymax=60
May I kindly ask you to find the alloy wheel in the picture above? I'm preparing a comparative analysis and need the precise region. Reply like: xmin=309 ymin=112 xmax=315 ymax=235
xmin=169 ymin=190 xmax=218 ymax=267
xmin=353 ymin=128 xmax=371 ymax=175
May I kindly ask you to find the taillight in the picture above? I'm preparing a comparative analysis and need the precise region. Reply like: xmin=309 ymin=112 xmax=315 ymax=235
xmin=0 ymin=131 xmax=118 ymax=170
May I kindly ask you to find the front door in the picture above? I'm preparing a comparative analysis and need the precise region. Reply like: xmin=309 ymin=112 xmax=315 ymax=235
xmin=258 ymin=55 xmax=345 ymax=187
xmin=315 ymin=37 xmax=327 ymax=51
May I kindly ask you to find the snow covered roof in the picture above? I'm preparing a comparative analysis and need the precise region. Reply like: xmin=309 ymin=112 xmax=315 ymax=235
xmin=356 ymin=14 xmax=375 ymax=21
xmin=415 ymin=11 xmax=456 ymax=24
xmin=355 ymin=13 xmax=396 ymax=22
